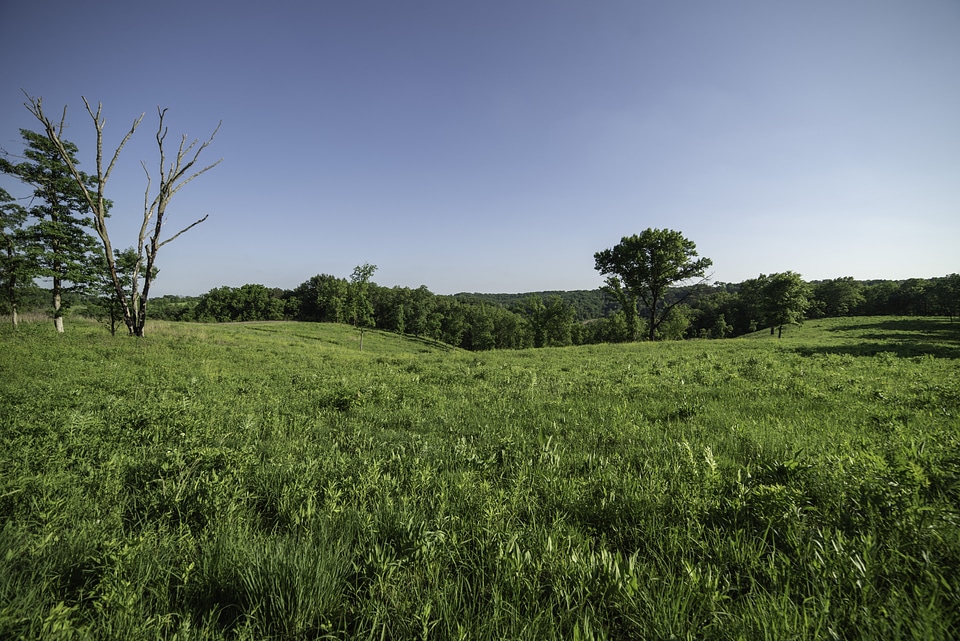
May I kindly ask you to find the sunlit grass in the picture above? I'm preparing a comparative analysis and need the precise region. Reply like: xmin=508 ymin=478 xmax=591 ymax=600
xmin=1 ymin=317 xmax=958 ymax=639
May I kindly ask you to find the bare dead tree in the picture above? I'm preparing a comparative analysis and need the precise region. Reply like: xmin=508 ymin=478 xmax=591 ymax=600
xmin=24 ymin=94 xmax=221 ymax=336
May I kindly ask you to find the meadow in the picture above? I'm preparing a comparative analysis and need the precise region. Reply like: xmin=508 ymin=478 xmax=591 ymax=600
xmin=1 ymin=317 xmax=958 ymax=640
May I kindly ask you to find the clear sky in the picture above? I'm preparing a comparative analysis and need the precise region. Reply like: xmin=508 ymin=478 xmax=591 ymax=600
xmin=2 ymin=0 xmax=958 ymax=296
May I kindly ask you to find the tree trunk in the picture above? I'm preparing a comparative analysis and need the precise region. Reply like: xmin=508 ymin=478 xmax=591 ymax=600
xmin=108 ymin=300 xmax=117 ymax=336
xmin=53 ymin=277 xmax=64 ymax=334
xmin=648 ymin=295 xmax=659 ymax=342
xmin=11 ymin=304 xmax=18 ymax=329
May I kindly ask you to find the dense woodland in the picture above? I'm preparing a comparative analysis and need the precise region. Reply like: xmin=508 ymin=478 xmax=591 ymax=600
xmin=59 ymin=272 xmax=960 ymax=350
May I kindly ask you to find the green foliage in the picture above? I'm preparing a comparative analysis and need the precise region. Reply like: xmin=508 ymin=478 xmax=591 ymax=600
xmin=761 ymin=271 xmax=811 ymax=338
xmin=810 ymin=276 xmax=865 ymax=318
xmin=0 ymin=187 xmax=30 ymax=323
xmin=347 ymin=262 xmax=377 ymax=328
xmin=461 ymin=289 xmax=614 ymax=321
xmin=85 ymin=248 xmax=152 ymax=335
xmin=291 ymin=273 xmax=349 ymax=323
xmin=595 ymin=229 xmax=713 ymax=341
xmin=189 ymin=284 xmax=286 ymax=323
xmin=0 ymin=130 xmax=101 ymax=331
xmin=1 ymin=316 xmax=958 ymax=638
xmin=150 ymin=264 xmax=960 ymax=353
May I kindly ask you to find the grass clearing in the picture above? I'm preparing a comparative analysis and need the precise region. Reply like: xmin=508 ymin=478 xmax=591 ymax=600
xmin=1 ymin=317 xmax=958 ymax=639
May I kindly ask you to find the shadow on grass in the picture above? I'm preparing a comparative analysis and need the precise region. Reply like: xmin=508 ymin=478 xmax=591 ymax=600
xmin=797 ymin=317 xmax=960 ymax=359
xmin=396 ymin=332 xmax=459 ymax=352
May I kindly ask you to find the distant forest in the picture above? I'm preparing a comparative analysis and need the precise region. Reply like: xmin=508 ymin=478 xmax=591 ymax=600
xmin=14 ymin=273 xmax=959 ymax=350
xmin=101 ymin=273 xmax=960 ymax=350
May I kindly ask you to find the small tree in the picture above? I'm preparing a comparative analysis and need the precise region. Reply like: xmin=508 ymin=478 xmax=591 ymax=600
xmin=25 ymin=95 xmax=221 ymax=337
xmin=347 ymin=263 xmax=377 ymax=328
xmin=657 ymin=303 xmax=693 ymax=340
xmin=762 ymin=271 xmax=810 ymax=338
xmin=89 ymin=248 xmax=149 ymax=335
xmin=710 ymin=313 xmax=733 ymax=339
xmin=594 ymin=229 xmax=712 ymax=341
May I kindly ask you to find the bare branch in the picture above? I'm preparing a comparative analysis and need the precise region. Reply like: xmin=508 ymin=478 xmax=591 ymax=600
xmin=82 ymin=97 xmax=144 ymax=187
xmin=157 ymin=215 xmax=209 ymax=250
xmin=23 ymin=94 xmax=219 ymax=337
xmin=165 ymin=122 xmax=223 ymax=197
xmin=22 ymin=93 xmax=142 ymax=334
xmin=169 ymin=159 xmax=224 ymax=200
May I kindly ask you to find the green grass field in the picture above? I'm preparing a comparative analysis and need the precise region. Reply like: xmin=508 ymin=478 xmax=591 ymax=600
xmin=1 ymin=317 xmax=958 ymax=640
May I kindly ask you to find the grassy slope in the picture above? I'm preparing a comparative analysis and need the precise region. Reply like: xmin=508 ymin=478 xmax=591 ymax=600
xmin=1 ymin=318 xmax=958 ymax=640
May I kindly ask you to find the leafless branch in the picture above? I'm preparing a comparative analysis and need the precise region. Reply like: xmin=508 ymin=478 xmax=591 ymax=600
xmin=157 ymin=215 xmax=209 ymax=250
xmin=23 ymin=93 xmax=218 ymax=336
xmin=82 ymin=97 xmax=144 ymax=188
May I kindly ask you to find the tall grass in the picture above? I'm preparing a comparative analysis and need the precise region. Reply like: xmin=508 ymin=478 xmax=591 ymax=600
xmin=1 ymin=317 xmax=958 ymax=639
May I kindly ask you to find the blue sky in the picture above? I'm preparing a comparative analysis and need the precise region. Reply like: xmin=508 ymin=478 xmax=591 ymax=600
xmin=2 ymin=0 xmax=958 ymax=296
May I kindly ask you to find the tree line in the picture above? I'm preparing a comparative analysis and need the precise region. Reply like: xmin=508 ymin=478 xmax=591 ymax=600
xmin=140 ymin=270 xmax=959 ymax=350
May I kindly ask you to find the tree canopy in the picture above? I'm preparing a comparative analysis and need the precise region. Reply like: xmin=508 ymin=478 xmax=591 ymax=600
xmin=761 ymin=271 xmax=810 ymax=338
xmin=594 ymin=229 xmax=712 ymax=341
xmin=0 ymin=129 xmax=101 ymax=332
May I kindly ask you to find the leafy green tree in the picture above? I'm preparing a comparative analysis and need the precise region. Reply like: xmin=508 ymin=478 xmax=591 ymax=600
xmin=0 ymin=188 xmax=30 ymax=327
xmin=597 ymin=276 xmax=640 ymax=340
xmin=735 ymin=275 xmax=770 ymax=333
xmin=656 ymin=303 xmax=693 ymax=340
xmin=514 ymin=295 xmax=547 ymax=347
xmin=584 ymin=311 xmax=633 ymax=344
xmin=234 ymin=284 xmax=285 ymax=321
xmin=347 ymin=263 xmax=377 ymax=328
xmin=293 ymin=274 xmax=349 ymax=322
xmin=405 ymin=285 xmax=435 ymax=337
xmin=686 ymin=288 xmax=738 ymax=338
xmin=761 ymin=271 xmax=810 ymax=338
xmin=710 ymin=313 xmax=733 ymax=339
xmin=930 ymin=274 xmax=960 ymax=318
xmin=594 ymin=229 xmax=712 ymax=341
xmin=490 ymin=306 xmax=525 ymax=349
xmin=861 ymin=281 xmax=899 ymax=315
xmin=811 ymin=277 xmax=865 ymax=318
xmin=542 ymin=296 xmax=576 ymax=347
xmin=464 ymin=304 xmax=496 ymax=350
xmin=372 ymin=285 xmax=408 ymax=333
xmin=896 ymin=278 xmax=929 ymax=316
xmin=1 ymin=130 xmax=101 ymax=333
xmin=190 ymin=284 xmax=285 ymax=322
xmin=436 ymin=297 xmax=468 ymax=346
